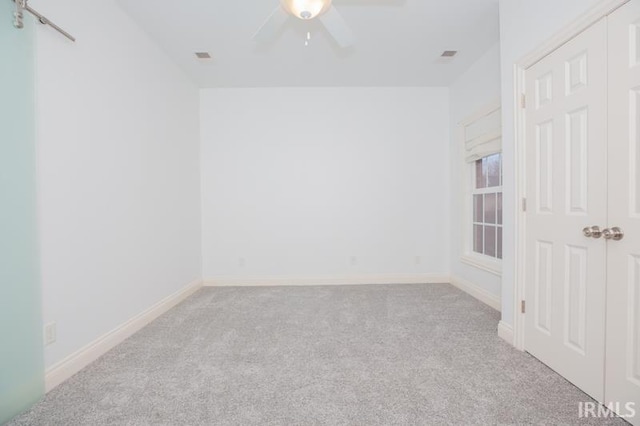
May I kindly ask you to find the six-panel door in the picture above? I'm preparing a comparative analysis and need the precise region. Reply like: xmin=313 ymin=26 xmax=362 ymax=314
xmin=606 ymin=1 xmax=640 ymax=423
xmin=524 ymin=18 xmax=608 ymax=402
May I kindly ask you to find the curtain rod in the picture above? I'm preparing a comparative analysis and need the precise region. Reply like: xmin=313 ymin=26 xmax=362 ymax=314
xmin=13 ymin=0 xmax=76 ymax=42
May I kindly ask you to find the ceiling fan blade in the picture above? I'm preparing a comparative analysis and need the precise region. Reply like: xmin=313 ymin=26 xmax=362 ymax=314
xmin=253 ymin=6 xmax=290 ymax=43
xmin=319 ymin=6 xmax=355 ymax=48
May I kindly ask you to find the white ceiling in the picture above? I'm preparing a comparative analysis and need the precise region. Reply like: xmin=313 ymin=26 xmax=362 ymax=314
xmin=117 ymin=0 xmax=500 ymax=88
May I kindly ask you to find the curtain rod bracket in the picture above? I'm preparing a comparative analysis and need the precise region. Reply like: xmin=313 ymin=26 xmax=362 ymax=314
xmin=12 ymin=0 xmax=24 ymax=29
xmin=11 ymin=0 xmax=76 ymax=42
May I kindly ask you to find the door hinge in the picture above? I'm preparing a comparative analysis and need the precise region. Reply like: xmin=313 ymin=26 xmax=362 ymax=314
xmin=520 ymin=93 xmax=526 ymax=109
xmin=522 ymin=197 xmax=527 ymax=212
xmin=521 ymin=300 xmax=526 ymax=314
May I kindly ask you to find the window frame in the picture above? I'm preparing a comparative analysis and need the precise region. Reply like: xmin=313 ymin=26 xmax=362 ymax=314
xmin=459 ymin=100 xmax=503 ymax=276
xmin=469 ymin=154 xmax=503 ymax=264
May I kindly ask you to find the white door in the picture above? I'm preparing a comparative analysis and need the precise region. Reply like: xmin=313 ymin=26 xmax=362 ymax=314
xmin=606 ymin=1 xmax=640 ymax=423
xmin=524 ymin=18 xmax=608 ymax=401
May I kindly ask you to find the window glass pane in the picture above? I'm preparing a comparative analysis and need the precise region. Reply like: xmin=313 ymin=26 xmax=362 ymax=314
xmin=484 ymin=193 xmax=497 ymax=224
xmin=475 ymin=159 xmax=486 ymax=189
xmin=485 ymin=225 xmax=497 ymax=258
xmin=474 ymin=194 xmax=483 ymax=223
xmin=471 ymin=153 xmax=503 ymax=261
xmin=474 ymin=225 xmax=484 ymax=254
xmin=487 ymin=154 xmax=501 ymax=187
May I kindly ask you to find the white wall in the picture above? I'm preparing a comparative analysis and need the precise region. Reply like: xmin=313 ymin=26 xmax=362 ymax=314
xmin=499 ymin=0 xmax=605 ymax=325
xmin=200 ymin=87 xmax=450 ymax=281
xmin=35 ymin=0 xmax=202 ymax=368
xmin=28 ymin=0 xmax=608 ymax=374
xmin=449 ymin=43 xmax=502 ymax=297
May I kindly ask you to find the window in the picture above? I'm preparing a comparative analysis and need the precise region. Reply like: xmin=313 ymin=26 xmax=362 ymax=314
xmin=459 ymin=100 xmax=502 ymax=275
xmin=472 ymin=153 xmax=503 ymax=260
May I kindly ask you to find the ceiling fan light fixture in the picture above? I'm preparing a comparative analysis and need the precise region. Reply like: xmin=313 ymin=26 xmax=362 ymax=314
xmin=281 ymin=0 xmax=332 ymax=20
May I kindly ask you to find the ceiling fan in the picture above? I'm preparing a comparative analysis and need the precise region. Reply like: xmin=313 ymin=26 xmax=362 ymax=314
xmin=254 ymin=0 xmax=355 ymax=48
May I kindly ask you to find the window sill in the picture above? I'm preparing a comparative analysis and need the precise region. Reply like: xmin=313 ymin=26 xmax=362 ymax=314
xmin=461 ymin=254 xmax=502 ymax=277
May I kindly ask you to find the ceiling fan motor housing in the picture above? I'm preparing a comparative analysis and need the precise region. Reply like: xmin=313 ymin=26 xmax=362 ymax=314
xmin=280 ymin=0 xmax=333 ymax=20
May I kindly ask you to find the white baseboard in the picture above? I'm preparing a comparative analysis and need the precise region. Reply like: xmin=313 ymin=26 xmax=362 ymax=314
xmin=45 ymin=278 xmax=203 ymax=392
xmin=204 ymin=274 xmax=450 ymax=287
xmin=449 ymin=275 xmax=501 ymax=311
xmin=498 ymin=320 xmax=515 ymax=346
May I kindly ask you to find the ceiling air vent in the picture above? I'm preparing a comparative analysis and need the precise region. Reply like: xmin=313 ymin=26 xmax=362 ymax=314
xmin=441 ymin=50 xmax=458 ymax=57
xmin=195 ymin=52 xmax=212 ymax=60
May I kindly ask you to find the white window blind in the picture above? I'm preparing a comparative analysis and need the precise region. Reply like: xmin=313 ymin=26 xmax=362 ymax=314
xmin=463 ymin=107 xmax=502 ymax=163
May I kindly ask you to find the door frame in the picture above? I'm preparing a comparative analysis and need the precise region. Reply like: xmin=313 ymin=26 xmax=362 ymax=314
xmin=511 ymin=0 xmax=629 ymax=351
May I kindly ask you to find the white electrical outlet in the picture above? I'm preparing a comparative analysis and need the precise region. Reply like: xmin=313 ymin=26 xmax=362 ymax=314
xmin=350 ymin=256 xmax=358 ymax=266
xmin=238 ymin=257 xmax=246 ymax=268
xmin=44 ymin=322 xmax=56 ymax=346
xmin=415 ymin=256 xmax=422 ymax=265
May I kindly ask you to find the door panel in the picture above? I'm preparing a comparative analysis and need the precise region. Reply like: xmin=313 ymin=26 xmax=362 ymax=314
xmin=606 ymin=1 xmax=640 ymax=423
xmin=525 ymin=18 xmax=608 ymax=402
xmin=0 ymin=2 xmax=45 ymax=424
